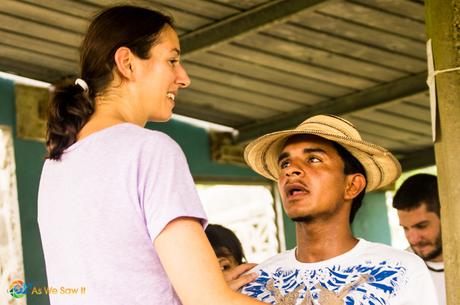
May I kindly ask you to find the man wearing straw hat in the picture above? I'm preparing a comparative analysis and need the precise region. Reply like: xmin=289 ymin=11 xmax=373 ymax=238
xmin=241 ymin=115 xmax=438 ymax=305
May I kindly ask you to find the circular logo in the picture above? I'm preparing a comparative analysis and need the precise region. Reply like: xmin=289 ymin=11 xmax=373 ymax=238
xmin=8 ymin=280 xmax=28 ymax=298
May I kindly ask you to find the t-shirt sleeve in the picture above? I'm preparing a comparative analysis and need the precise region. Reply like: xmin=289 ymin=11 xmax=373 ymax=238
xmin=138 ymin=133 xmax=208 ymax=241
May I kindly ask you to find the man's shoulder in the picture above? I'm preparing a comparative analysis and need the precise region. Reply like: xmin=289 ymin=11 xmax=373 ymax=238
xmin=358 ymin=239 xmax=425 ymax=266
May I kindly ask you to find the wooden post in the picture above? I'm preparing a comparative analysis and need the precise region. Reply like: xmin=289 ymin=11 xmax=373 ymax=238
xmin=425 ymin=1 xmax=460 ymax=304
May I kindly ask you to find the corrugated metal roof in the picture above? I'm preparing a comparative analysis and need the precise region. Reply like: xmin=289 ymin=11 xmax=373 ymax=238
xmin=0 ymin=0 xmax=433 ymax=170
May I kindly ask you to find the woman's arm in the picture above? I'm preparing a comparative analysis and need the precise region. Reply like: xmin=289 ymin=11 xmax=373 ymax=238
xmin=154 ymin=217 xmax=268 ymax=305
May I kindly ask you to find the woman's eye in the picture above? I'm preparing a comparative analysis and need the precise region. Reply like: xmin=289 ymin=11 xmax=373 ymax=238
xmin=169 ymin=59 xmax=179 ymax=66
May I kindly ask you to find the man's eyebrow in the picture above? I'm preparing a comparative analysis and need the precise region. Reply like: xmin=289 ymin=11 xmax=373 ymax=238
xmin=303 ymin=148 xmax=326 ymax=154
xmin=278 ymin=152 xmax=290 ymax=163
xmin=277 ymin=147 xmax=327 ymax=164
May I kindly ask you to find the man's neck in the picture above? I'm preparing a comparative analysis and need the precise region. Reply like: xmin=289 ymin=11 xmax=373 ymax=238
xmin=295 ymin=221 xmax=358 ymax=263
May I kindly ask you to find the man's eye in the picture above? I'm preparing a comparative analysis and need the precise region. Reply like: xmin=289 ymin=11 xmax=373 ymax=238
xmin=308 ymin=157 xmax=320 ymax=163
xmin=279 ymin=160 xmax=290 ymax=169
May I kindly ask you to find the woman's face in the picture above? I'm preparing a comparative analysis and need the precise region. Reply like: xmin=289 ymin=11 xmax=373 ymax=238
xmin=133 ymin=25 xmax=190 ymax=122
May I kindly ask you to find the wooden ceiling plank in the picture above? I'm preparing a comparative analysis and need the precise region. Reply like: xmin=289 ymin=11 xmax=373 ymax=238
xmin=151 ymin=0 xmax=240 ymax=19
xmin=180 ymin=0 xmax=332 ymax=56
xmin=377 ymin=104 xmax=431 ymax=124
xmin=0 ymin=43 xmax=76 ymax=72
xmin=184 ymin=53 xmax=353 ymax=97
xmin=0 ymin=58 xmax=63 ymax=82
xmin=209 ymin=0 xmax=270 ymax=10
xmin=403 ymin=92 xmax=431 ymax=106
xmin=0 ymin=0 xmax=88 ymax=33
xmin=236 ymin=72 xmax=428 ymax=143
xmin=317 ymin=1 xmax=426 ymax=41
xmin=213 ymin=44 xmax=377 ymax=88
xmin=189 ymin=76 xmax=303 ymax=111
xmin=0 ymin=13 xmax=82 ymax=46
xmin=19 ymin=0 xmax=100 ymax=19
xmin=351 ymin=109 xmax=432 ymax=136
xmin=351 ymin=0 xmax=425 ymax=23
xmin=290 ymin=12 xmax=426 ymax=59
xmin=347 ymin=115 xmax=431 ymax=146
xmin=0 ymin=30 xmax=78 ymax=61
xmin=266 ymin=23 xmax=426 ymax=72
xmin=179 ymin=89 xmax=280 ymax=119
xmin=236 ymin=32 xmax=407 ymax=81
xmin=82 ymin=0 xmax=212 ymax=30
xmin=185 ymin=62 xmax=324 ymax=105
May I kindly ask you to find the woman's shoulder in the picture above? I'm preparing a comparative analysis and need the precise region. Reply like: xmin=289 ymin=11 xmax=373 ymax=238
xmin=112 ymin=123 xmax=177 ymax=145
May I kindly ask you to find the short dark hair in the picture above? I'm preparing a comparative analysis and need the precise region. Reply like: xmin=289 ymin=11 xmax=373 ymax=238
xmin=393 ymin=174 xmax=439 ymax=216
xmin=332 ymin=142 xmax=367 ymax=224
xmin=205 ymin=224 xmax=245 ymax=264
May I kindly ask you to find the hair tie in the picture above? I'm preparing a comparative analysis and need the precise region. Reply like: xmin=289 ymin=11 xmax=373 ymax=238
xmin=75 ymin=78 xmax=89 ymax=92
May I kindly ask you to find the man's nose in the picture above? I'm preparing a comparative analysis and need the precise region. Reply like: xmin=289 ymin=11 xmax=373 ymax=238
xmin=285 ymin=162 xmax=304 ymax=177
xmin=406 ymin=230 xmax=422 ymax=245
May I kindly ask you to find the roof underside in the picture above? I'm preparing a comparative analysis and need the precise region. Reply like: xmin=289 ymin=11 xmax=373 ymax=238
xmin=0 ymin=0 xmax=433 ymax=171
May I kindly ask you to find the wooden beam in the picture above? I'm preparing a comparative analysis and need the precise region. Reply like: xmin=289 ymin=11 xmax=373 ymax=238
xmin=236 ymin=72 xmax=427 ymax=143
xmin=180 ymin=0 xmax=331 ymax=57
xmin=425 ymin=1 xmax=460 ymax=304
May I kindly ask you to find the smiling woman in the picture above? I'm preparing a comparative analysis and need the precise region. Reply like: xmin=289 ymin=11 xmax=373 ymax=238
xmin=37 ymin=5 xmax=267 ymax=305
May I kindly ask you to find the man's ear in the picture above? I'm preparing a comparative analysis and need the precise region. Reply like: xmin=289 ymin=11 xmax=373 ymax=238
xmin=114 ymin=47 xmax=134 ymax=79
xmin=344 ymin=173 xmax=366 ymax=200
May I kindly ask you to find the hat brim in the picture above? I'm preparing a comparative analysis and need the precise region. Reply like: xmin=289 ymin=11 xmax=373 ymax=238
xmin=244 ymin=129 xmax=401 ymax=192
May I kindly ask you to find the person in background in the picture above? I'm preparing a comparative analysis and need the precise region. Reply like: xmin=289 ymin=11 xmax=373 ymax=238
xmin=38 ymin=5 xmax=270 ymax=305
xmin=240 ymin=114 xmax=438 ymax=305
xmin=393 ymin=174 xmax=446 ymax=305
xmin=205 ymin=224 xmax=246 ymax=273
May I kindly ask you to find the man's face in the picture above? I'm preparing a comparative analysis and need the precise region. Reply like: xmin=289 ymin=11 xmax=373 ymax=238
xmin=398 ymin=203 xmax=442 ymax=261
xmin=277 ymin=135 xmax=353 ymax=222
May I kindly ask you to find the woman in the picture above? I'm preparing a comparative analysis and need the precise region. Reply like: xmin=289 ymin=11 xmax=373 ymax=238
xmin=206 ymin=224 xmax=246 ymax=273
xmin=38 ymin=5 xmax=266 ymax=305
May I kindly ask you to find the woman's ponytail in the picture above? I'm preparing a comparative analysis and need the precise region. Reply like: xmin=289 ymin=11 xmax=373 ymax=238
xmin=46 ymin=79 xmax=94 ymax=160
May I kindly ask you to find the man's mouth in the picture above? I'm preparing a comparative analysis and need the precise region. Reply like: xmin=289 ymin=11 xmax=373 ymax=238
xmin=285 ymin=183 xmax=308 ymax=198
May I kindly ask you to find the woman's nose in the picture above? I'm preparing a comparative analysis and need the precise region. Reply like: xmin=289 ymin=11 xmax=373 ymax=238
xmin=176 ymin=64 xmax=191 ymax=88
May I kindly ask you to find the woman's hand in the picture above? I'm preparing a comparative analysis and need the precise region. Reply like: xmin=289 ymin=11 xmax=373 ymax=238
xmin=224 ymin=263 xmax=258 ymax=291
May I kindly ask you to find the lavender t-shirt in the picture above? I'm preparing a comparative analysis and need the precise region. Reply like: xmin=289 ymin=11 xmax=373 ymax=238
xmin=38 ymin=123 xmax=207 ymax=305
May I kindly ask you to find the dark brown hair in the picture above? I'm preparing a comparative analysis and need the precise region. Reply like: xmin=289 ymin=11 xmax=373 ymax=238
xmin=393 ymin=174 xmax=439 ymax=216
xmin=205 ymin=224 xmax=246 ymax=264
xmin=46 ymin=5 xmax=174 ymax=160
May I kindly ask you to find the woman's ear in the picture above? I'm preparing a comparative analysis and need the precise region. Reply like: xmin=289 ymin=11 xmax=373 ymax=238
xmin=344 ymin=173 xmax=366 ymax=200
xmin=114 ymin=47 xmax=134 ymax=79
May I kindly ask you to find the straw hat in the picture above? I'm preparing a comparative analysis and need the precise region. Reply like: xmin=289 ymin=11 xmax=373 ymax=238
xmin=244 ymin=115 xmax=401 ymax=192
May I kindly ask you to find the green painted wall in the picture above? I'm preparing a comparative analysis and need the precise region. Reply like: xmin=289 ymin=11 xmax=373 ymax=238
xmin=283 ymin=191 xmax=392 ymax=250
xmin=148 ymin=121 xmax=261 ymax=180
